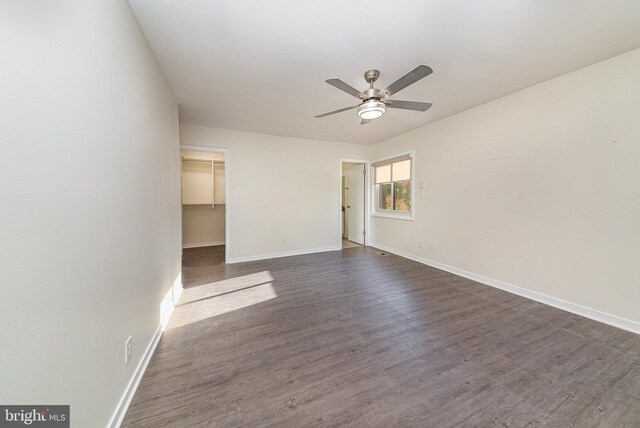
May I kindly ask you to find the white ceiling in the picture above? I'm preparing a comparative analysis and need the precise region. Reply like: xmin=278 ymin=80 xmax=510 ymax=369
xmin=129 ymin=0 xmax=640 ymax=145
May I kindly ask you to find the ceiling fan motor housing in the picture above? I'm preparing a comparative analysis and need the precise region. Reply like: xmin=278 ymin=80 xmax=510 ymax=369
xmin=364 ymin=87 xmax=380 ymax=99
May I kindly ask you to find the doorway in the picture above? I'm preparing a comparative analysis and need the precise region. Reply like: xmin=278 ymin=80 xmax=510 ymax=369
xmin=341 ymin=161 xmax=368 ymax=249
xmin=180 ymin=145 xmax=230 ymax=269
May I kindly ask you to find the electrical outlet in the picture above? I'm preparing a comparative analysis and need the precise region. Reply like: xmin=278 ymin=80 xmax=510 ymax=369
xmin=125 ymin=335 xmax=132 ymax=364
xmin=429 ymin=243 xmax=435 ymax=253
xmin=281 ymin=238 xmax=287 ymax=246
xmin=418 ymin=241 xmax=424 ymax=249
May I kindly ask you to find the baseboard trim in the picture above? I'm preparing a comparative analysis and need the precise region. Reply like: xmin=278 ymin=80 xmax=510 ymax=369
xmin=227 ymin=245 xmax=341 ymax=264
xmin=371 ymin=242 xmax=640 ymax=335
xmin=107 ymin=326 xmax=162 ymax=428
xmin=107 ymin=277 xmax=182 ymax=428
xmin=182 ymin=241 xmax=225 ymax=249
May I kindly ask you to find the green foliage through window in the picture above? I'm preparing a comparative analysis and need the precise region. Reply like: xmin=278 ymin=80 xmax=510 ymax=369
xmin=378 ymin=183 xmax=392 ymax=210
xmin=394 ymin=181 xmax=411 ymax=211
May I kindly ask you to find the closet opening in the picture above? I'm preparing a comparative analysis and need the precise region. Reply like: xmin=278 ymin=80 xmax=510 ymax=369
xmin=180 ymin=146 xmax=229 ymax=278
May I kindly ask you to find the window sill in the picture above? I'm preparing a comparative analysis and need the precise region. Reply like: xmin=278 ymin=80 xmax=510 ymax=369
xmin=371 ymin=211 xmax=414 ymax=221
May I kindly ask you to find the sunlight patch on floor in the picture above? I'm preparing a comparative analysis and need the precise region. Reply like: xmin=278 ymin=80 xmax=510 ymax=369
xmin=167 ymin=271 xmax=277 ymax=329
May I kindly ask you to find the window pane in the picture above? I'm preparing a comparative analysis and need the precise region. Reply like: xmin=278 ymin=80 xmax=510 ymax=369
xmin=375 ymin=165 xmax=391 ymax=184
xmin=393 ymin=181 xmax=411 ymax=211
xmin=392 ymin=159 xmax=411 ymax=181
xmin=378 ymin=183 xmax=392 ymax=210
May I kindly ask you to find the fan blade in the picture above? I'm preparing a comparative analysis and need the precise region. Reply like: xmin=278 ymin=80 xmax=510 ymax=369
xmin=315 ymin=104 xmax=360 ymax=118
xmin=380 ymin=65 xmax=433 ymax=98
xmin=325 ymin=78 xmax=366 ymax=99
xmin=361 ymin=119 xmax=372 ymax=125
xmin=385 ymin=100 xmax=432 ymax=112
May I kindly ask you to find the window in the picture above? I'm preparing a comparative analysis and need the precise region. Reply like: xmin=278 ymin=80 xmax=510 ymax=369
xmin=373 ymin=153 xmax=414 ymax=219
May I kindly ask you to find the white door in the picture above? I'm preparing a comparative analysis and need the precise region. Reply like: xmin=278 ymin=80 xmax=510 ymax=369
xmin=346 ymin=163 xmax=365 ymax=245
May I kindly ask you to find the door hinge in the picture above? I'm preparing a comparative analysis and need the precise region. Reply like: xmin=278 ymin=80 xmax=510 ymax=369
xmin=363 ymin=169 xmax=366 ymax=175
xmin=363 ymin=230 xmax=366 ymax=236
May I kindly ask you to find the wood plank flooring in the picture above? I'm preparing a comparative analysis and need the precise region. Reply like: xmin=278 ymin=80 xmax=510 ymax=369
xmin=123 ymin=245 xmax=640 ymax=427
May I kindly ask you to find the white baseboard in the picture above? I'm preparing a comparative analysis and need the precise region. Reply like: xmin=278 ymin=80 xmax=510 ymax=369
xmin=108 ymin=277 xmax=182 ymax=428
xmin=227 ymin=245 xmax=341 ymax=264
xmin=371 ymin=242 xmax=640 ymax=335
xmin=182 ymin=241 xmax=225 ymax=249
xmin=107 ymin=326 xmax=162 ymax=428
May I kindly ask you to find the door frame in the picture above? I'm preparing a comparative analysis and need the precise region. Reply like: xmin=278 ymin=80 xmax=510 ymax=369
xmin=339 ymin=159 xmax=371 ymax=247
xmin=180 ymin=144 xmax=231 ymax=263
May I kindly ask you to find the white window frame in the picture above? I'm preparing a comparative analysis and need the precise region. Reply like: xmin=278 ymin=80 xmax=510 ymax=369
xmin=371 ymin=150 xmax=415 ymax=221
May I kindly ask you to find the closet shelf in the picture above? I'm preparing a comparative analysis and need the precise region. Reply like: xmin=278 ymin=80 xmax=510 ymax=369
xmin=181 ymin=155 xmax=225 ymax=205
xmin=181 ymin=156 xmax=225 ymax=166
xmin=182 ymin=204 xmax=226 ymax=211
xmin=182 ymin=203 xmax=226 ymax=206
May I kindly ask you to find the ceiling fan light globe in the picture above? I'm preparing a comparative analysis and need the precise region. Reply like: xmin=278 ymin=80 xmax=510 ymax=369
xmin=360 ymin=110 xmax=383 ymax=120
xmin=357 ymin=100 xmax=385 ymax=120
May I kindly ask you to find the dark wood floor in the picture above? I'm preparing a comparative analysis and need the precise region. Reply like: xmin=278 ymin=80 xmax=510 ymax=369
xmin=123 ymin=245 xmax=640 ymax=427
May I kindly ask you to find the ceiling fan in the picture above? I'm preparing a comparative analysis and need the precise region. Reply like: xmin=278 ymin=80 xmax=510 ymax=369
xmin=315 ymin=65 xmax=433 ymax=125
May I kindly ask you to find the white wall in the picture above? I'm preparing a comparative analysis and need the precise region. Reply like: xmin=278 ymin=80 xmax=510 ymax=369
xmin=371 ymin=49 xmax=640 ymax=329
xmin=0 ymin=1 xmax=181 ymax=426
xmin=180 ymin=125 xmax=371 ymax=262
